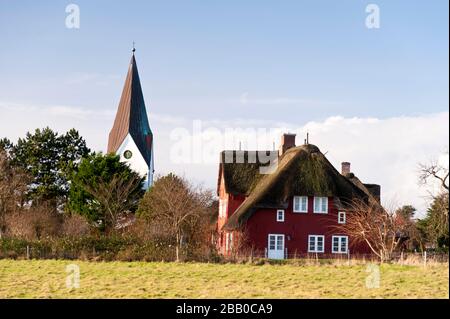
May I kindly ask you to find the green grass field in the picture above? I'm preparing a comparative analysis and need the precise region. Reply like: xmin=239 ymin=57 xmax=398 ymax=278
xmin=0 ymin=259 xmax=448 ymax=298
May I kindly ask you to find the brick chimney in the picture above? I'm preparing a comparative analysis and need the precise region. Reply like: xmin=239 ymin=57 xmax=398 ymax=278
xmin=341 ymin=162 xmax=351 ymax=175
xmin=279 ymin=133 xmax=296 ymax=156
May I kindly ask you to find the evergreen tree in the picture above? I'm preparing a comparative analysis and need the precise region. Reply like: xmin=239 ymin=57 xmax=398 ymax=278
xmin=11 ymin=127 xmax=90 ymax=206
xmin=418 ymin=193 xmax=449 ymax=251
xmin=67 ymin=153 xmax=144 ymax=231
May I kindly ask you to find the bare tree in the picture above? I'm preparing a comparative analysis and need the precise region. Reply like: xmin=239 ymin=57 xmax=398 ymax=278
xmin=419 ymin=156 xmax=449 ymax=192
xmin=0 ymin=151 xmax=29 ymax=238
xmin=230 ymin=227 xmax=252 ymax=261
xmin=61 ymin=214 xmax=91 ymax=238
xmin=137 ymin=174 xmax=214 ymax=262
xmin=81 ymin=174 xmax=143 ymax=233
xmin=336 ymin=200 xmax=407 ymax=262
xmin=5 ymin=202 xmax=60 ymax=240
xmin=418 ymin=154 xmax=449 ymax=249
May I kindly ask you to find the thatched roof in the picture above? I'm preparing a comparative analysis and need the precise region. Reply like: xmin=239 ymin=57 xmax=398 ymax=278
xmin=345 ymin=173 xmax=381 ymax=203
xmin=220 ymin=144 xmax=376 ymax=231
xmin=217 ymin=150 xmax=273 ymax=196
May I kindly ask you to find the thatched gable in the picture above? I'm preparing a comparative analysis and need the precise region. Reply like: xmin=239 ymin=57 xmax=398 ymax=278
xmin=218 ymin=150 xmax=273 ymax=195
xmin=221 ymin=144 xmax=374 ymax=231
xmin=345 ymin=173 xmax=381 ymax=203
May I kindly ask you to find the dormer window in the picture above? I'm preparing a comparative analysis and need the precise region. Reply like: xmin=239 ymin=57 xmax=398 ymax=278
xmin=313 ymin=197 xmax=328 ymax=214
xmin=293 ymin=196 xmax=308 ymax=213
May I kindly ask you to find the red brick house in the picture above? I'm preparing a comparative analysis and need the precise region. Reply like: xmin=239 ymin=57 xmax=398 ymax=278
xmin=216 ymin=133 xmax=380 ymax=259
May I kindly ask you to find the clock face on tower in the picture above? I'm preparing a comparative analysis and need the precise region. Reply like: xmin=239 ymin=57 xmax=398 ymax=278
xmin=123 ymin=150 xmax=133 ymax=159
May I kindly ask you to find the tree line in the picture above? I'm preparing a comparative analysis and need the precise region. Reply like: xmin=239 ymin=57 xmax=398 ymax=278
xmin=0 ymin=127 xmax=217 ymax=262
xmin=0 ymin=127 xmax=448 ymax=262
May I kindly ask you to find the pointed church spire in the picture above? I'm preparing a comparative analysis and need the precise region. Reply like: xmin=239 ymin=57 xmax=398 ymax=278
xmin=108 ymin=50 xmax=154 ymax=187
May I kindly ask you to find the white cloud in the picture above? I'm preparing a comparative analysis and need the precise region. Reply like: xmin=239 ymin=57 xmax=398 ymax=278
xmin=161 ymin=112 xmax=449 ymax=217
xmin=0 ymin=101 xmax=447 ymax=217
xmin=294 ymin=112 xmax=449 ymax=216
xmin=239 ymin=92 xmax=341 ymax=106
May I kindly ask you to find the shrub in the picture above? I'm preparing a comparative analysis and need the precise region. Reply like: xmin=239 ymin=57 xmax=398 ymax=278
xmin=0 ymin=235 xmax=179 ymax=262
xmin=5 ymin=204 xmax=60 ymax=240
xmin=61 ymin=214 xmax=91 ymax=238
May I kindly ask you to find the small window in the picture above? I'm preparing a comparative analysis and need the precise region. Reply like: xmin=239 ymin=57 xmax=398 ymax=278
xmin=332 ymin=236 xmax=348 ymax=253
xmin=308 ymin=235 xmax=325 ymax=253
xmin=293 ymin=196 xmax=308 ymax=213
xmin=338 ymin=211 xmax=346 ymax=224
xmin=276 ymin=209 xmax=285 ymax=222
xmin=313 ymin=197 xmax=328 ymax=214
xmin=123 ymin=150 xmax=133 ymax=159
xmin=219 ymin=198 xmax=228 ymax=218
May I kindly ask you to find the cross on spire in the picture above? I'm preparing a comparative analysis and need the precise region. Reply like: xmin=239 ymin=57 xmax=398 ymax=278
xmin=132 ymin=41 xmax=136 ymax=54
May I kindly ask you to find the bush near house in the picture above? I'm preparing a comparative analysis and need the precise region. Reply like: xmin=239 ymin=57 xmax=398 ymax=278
xmin=136 ymin=173 xmax=216 ymax=262
xmin=0 ymin=236 xmax=180 ymax=262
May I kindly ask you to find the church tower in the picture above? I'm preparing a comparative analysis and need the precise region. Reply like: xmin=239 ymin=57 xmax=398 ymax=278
xmin=107 ymin=48 xmax=154 ymax=189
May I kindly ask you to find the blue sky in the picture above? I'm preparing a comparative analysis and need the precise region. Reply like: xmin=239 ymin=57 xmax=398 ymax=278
xmin=0 ymin=0 xmax=448 ymax=120
xmin=0 ymin=1 xmax=448 ymax=214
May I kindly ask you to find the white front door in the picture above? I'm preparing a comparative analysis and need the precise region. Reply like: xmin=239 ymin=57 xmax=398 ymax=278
xmin=268 ymin=234 xmax=285 ymax=259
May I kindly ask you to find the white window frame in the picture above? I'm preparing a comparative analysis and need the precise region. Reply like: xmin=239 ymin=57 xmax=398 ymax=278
xmin=313 ymin=196 xmax=328 ymax=214
xmin=338 ymin=211 xmax=346 ymax=224
xmin=332 ymin=235 xmax=348 ymax=254
xmin=308 ymin=235 xmax=325 ymax=253
xmin=225 ymin=232 xmax=233 ymax=252
xmin=293 ymin=196 xmax=308 ymax=213
xmin=219 ymin=198 xmax=228 ymax=218
xmin=225 ymin=233 xmax=229 ymax=252
xmin=276 ymin=209 xmax=285 ymax=222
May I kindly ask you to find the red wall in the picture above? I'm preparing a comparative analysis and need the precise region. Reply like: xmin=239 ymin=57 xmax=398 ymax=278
xmin=244 ymin=196 xmax=371 ymax=256
xmin=219 ymin=194 xmax=371 ymax=257
xmin=216 ymin=170 xmax=247 ymax=254
xmin=216 ymin=170 xmax=372 ymax=257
